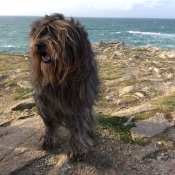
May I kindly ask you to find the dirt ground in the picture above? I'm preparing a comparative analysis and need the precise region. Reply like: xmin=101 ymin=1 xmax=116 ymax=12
xmin=0 ymin=86 xmax=175 ymax=175
xmin=1 ymin=44 xmax=175 ymax=174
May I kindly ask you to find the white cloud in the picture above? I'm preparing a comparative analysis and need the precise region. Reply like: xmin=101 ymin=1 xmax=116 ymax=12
xmin=0 ymin=0 xmax=174 ymax=18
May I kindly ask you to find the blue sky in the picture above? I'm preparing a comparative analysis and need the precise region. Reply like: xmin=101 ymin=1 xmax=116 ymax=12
xmin=0 ymin=0 xmax=175 ymax=18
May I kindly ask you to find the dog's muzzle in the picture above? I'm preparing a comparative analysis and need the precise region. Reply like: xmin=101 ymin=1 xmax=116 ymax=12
xmin=35 ymin=42 xmax=51 ymax=64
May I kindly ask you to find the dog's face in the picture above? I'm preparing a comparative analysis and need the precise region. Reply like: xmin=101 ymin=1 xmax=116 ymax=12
xmin=30 ymin=14 xmax=67 ymax=66
xmin=29 ymin=14 xmax=88 ymax=86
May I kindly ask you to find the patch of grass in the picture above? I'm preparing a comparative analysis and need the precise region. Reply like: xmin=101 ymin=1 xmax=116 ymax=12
xmin=14 ymin=88 xmax=33 ymax=100
xmin=133 ymin=138 xmax=150 ymax=146
xmin=5 ymin=81 xmax=17 ymax=87
xmin=143 ymin=150 xmax=162 ymax=160
xmin=135 ymin=48 xmax=149 ymax=52
xmin=122 ymin=95 xmax=137 ymax=104
xmin=116 ymin=80 xmax=138 ymax=86
xmin=0 ymin=54 xmax=28 ymax=75
xmin=0 ymin=83 xmax=4 ymax=90
xmin=31 ymin=106 xmax=37 ymax=113
xmin=134 ymin=110 xmax=157 ymax=120
xmin=153 ymin=92 xmax=175 ymax=113
xmin=116 ymin=63 xmax=125 ymax=68
xmin=154 ymin=133 xmax=175 ymax=150
xmin=103 ymin=52 xmax=113 ymax=58
xmin=98 ymin=114 xmax=135 ymax=142
xmin=100 ymin=70 xmax=123 ymax=80
xmin=101 ymin=74 xmax=123 ymax=80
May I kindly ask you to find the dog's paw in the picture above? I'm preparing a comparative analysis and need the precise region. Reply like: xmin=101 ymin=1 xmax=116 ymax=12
xmin=68 ymin=148 xmax=87 ymax=161
xmin=39 ymin=135 xmax=58 ymax=150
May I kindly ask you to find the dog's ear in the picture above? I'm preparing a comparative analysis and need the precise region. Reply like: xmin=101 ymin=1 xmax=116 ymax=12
xmin=64 ymin=37 xmax=76 ymax=66
xmin=45 ymin=13 xmax=65 ymax=22
xmin=52 ymin=13 xmax=65 ymax=20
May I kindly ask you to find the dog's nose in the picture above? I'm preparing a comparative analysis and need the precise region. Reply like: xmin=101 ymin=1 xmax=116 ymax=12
xmin=35 ymin=42 xmax=45 ymax=50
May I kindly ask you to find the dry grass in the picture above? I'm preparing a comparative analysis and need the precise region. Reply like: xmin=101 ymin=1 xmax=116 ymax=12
xmin=0 ymin=54 xmax=29 ymax=87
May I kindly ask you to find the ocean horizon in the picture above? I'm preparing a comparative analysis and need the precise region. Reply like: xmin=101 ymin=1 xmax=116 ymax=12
xmin=0 ymin=16 xmax=175 ymax=53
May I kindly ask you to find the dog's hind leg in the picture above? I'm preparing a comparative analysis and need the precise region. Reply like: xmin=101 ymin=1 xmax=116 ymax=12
xmin=66 ymin=113 xmax=97 ymax=160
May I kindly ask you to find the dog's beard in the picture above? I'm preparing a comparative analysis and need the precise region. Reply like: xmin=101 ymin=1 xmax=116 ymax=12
xmin=40 ymin=61 xmax=55 ymax=86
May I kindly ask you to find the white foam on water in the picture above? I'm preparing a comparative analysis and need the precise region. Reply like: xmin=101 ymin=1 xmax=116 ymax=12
xmin=1 ymin=45 xmax=16 ymax=48
xmin=127 ymin=31 xmax=175 ymax=37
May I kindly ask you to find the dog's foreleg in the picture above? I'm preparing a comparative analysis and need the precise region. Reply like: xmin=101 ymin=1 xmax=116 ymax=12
xmin=39 ymin=116 xmax=60 ymax=150
xmin=66 ymin=113 xmax=97 ymax=160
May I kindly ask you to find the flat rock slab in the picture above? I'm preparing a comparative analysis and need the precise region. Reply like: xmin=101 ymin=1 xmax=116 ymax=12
xmin=119 ymin=85 xmax=134 ymax=96
xmin=167 ymin=127 xmax=175 ymax=141
xmin=17 ymin=81 xmax=32 ymax=88
xmin=130 ymin=114 xmax=174 ymax=139
xmin=0 ymin=116 xmax=45 ymax=175
xmin=11 ymin=97 xmax=35 ymax=111
xmin=111 ymin=104 xmax=154 ymax=116
xmin=48 ymin=154 xmax=69 ymax=175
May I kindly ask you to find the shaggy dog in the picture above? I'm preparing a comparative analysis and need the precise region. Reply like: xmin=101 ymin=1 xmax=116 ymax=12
xmin=29 ymin=13 xmax=99 ymax=159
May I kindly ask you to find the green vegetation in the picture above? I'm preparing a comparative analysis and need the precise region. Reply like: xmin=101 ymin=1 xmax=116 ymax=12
xmin=0 ymin=54 xmax=28 ymax=74
xmin=134 ymin=110 xmax=156 ymax=120
xmin=155 ymin=133 xmax=175 ymax=150
xmin=133 ymin=138 xmax=150 ymax=146
xmin=14 ymin=87 xmax=33 ymax=100
xmin=5 ymin=81 xmax=17 ymax=87
xmin=116 ymin=80 xmax=139 ymax=86
xmin=0 ymin=54 xmax=30 ymax=91
xmin=116 ymin=63 xmax=125 ymax=68
xmin=122 ymin=95 xmax=137 ymax=104
xmin=101 ymin=73 xmax=123 ymax=80
xmin=98 ymin=114 xmax=135 ymax=142
xmin=31 ymin=106 xmax=37 ymax=113
xmin=143 ymin=150 xmax=162 ymax=160
xmin=135 ymin=48 xmax=149 ymax=52
xmin=153 ymin=92 xmax=175 ymax=113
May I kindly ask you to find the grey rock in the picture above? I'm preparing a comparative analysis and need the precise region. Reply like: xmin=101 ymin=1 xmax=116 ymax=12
xmin=0 ymin=116 xmax=45 ymax=175
xmin=18 ymin=81 xmax=32 ymax=88
xmin=133 ymin=55 xmax=140 ymax=59
xmin=136 ymin=143 xmax=159 ymax=160
xmin=135 ymin=92 xmax=145 ymax=98
xmin=130 ymin=114 xmax=174 ymax=139
xmin=9 ymin=69 xmax=22 ymax=74
xmin=168 ymin=54 xmax=175 ymax=58
xmin=150 ymin=79 xmax=164 ymax=82
xmin=105 ymin=95 xmax=115 ymax=101
xmin=111 ymin=104 xmax=154 ymax=117
xmin=167 ymin=127 xmax=175 ymax=141
xmin=0 ymin=74 xmax=7 ymax=81
xmin=119 ymin=86 xmax=134 ymax=96
xmin=99 ymin=55 xmax=107 ymax=59
xmin=48 ymin=154 xmax=69 ymax=175
xmin=159 ymin=54 xmax=167 ymax=59
xmin=153 ymin=67 xmax=161 ymax=74
xmin=11 ymin=97 xmax=35 ymax=111
xmin=167 ymin=73 xmax=173 ymax=80
xmin=124 ymin=116 xmax=135 ymax=126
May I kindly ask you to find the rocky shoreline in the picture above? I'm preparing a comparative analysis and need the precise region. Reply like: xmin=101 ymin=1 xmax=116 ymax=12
xmin=0 ymin=41 xmax=175 ymax=174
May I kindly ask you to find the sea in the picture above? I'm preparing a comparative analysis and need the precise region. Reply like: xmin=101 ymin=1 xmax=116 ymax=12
xmin=0 ymin=16 xmax=175 ymax=53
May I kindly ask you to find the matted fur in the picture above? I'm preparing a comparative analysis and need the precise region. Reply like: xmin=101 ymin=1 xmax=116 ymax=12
xmin=29 ymin=13 xmax=99 ymax=159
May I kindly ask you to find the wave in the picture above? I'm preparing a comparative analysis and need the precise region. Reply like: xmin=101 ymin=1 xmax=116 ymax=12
xmin=127 ymin=31 xmax=175 ymax=37
xmin=0 ymin=45 xmax=18 ymax=48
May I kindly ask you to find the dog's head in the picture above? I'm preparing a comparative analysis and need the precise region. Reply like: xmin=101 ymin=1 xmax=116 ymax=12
xmin=29 ymin=13 xmax=91 ymax=86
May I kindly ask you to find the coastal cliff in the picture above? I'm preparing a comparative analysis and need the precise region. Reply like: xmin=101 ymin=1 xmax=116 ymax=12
xmin=0 ymin=41 xmax=175 ymax=174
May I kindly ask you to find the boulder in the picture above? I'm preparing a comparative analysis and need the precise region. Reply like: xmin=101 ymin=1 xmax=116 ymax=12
xmin=11 ymin=98 xmax=35 ymax=111
xmin=130 ymin=114 xmax=174 ymax=139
